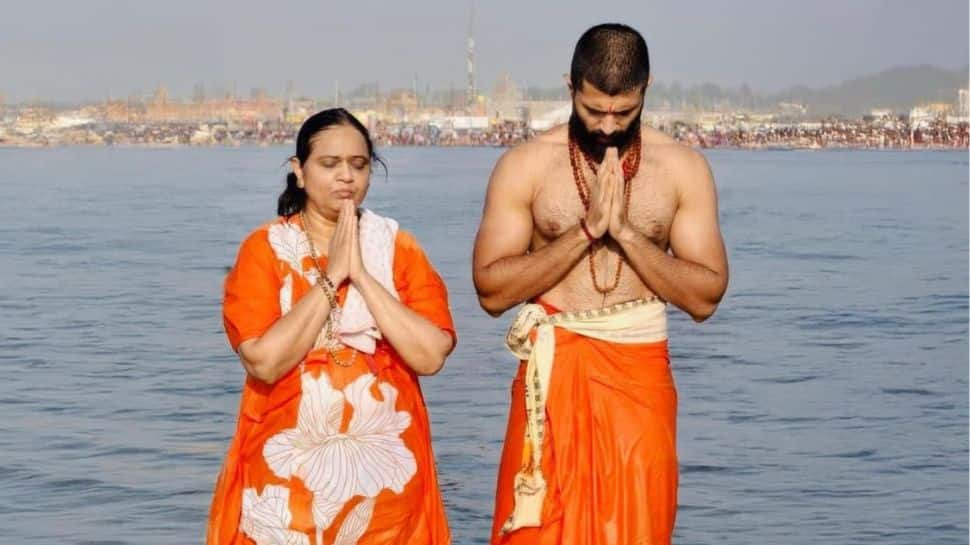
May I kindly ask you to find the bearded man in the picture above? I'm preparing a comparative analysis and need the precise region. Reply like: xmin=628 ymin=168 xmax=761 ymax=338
xmin=472 ymin=23 xmax=729 ymax=545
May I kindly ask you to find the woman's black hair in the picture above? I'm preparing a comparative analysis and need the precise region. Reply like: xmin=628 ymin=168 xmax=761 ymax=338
xmin=277 ymin=108 xmax=386 ymax=217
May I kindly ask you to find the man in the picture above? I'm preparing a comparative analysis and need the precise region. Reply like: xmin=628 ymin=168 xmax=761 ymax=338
xmin=472 ymin=23 xmax=729 ymax=545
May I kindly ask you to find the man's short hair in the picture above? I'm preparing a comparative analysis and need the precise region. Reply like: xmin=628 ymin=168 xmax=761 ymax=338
xmin=570 ymin=23 xmax=650 ymax=95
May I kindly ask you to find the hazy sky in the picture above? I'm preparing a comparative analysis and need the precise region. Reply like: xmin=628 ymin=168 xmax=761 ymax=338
xmin=1 ymin=0 xmax=967 ymax=102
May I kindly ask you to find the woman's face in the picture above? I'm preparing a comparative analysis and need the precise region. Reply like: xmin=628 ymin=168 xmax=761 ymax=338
xmin=293 ymin=124 xmax=371 ymax=220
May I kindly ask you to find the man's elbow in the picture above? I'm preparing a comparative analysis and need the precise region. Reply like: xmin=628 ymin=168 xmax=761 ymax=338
xmin=687 ymin=291 xmax=722 ymax=322
xmin=477 ymin=294 xmax=508 ymax=318
xmin=689 ymin=296 xmax=723 ymax=323
xmin=690 ymin=274 xmax=728 ymax=322
xmin=473 ymin=269 xmax=510 ymax=317
xmin=689 ymin=306 xmax=715 ymax=323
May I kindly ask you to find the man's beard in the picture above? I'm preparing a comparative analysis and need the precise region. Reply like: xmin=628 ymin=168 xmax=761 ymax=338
xmin=568 ymin=110 xmax=642 ymax=163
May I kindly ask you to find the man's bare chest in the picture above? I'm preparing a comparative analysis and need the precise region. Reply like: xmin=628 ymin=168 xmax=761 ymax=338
xmin=532 ymin=160 xmax=677 ymax=246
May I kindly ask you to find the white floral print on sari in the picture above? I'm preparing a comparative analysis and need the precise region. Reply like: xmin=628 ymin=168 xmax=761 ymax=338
xmin=279 ymin=273 xmax=293 ymax=315
xmin=269 ymin=223 xmax=319 ymax=318
xmin=268 ymin=223 xmax=319 ymax=290
xmin=262 ymin=372 xmax=416 ymax=541
xmin=240 ymin=485 xmax=309 ymax=545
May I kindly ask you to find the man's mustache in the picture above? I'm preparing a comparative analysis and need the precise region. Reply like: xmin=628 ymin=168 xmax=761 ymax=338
xmin=593 ymin=132 xmax=622 ymax=144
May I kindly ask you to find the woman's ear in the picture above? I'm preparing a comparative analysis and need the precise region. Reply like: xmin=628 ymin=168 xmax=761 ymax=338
xmin=290 ymin=157 xmax=304 ymax=188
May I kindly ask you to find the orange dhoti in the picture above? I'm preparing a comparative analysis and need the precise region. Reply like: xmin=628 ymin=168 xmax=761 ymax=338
xmin=491 ymin=299 xmax=678 ymax=545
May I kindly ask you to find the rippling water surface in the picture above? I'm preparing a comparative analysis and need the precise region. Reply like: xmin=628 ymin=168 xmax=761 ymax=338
xmin=0 ymin=147 xmax=966 ymax=544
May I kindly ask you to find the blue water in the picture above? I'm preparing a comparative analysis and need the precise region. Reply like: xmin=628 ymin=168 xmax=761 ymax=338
xmin=0 ymin=147 xmax=966 ymax=544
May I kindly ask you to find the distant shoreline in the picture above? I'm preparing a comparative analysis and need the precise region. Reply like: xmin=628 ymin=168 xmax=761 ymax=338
xmin=1 ymin=142 xmax=966 ymax=152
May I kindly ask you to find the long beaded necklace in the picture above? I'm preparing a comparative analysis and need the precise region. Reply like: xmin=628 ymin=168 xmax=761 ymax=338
xmin=567 ymin=129 xmax=642 ymax=294
xmin=300 ymin=211 xmax=358 ymax=367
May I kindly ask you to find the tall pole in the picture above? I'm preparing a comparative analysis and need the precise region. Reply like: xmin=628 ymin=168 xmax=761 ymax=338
xmin=466 ymin=0 xmax=476 ymax=111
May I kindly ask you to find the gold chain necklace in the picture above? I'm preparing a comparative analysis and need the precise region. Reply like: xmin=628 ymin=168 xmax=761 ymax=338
xmin=300 ymin=211 xmax=358 ymax=368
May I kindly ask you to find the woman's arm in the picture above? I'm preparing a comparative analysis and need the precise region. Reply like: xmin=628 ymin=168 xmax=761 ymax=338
xmin=236 ymin=281 xmax=335 ymax=384
xmin=346 ymin=201 xmax=454 ymax=375
xmin=235 ymin=208 xmax=355 ymax=384
xmin=353 ymin=271 xmax=454 ymax=375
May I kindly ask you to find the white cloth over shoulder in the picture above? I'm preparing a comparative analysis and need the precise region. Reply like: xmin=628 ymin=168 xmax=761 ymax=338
xmin=337 ymin=209 xmax=400 ymax=354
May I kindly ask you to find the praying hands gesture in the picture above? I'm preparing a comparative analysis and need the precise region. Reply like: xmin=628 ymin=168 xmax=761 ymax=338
xmin=583 ymin=147 xmax=619 ymax=239
xmin=326 ymin=199 xmax=366 ymax=286
xmin=326 ymin=198 xmax=454 ymax=374
xmin=606 ymin=149 xmax=630 ymax=240
xmin=584 ymin=147 xmax=629 ymax=241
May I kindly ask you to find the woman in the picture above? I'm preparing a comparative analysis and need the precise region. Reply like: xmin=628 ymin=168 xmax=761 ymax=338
xmin=208 ymin=108 xmax=456 ymax=545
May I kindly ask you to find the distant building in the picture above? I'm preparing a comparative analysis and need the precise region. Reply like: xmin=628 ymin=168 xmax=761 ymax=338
xmin=102 ymin=99 xmax=135 ymax=123
xmin=909 ymin=107 xmax=937 ymax=128
xmin=924 ymin=102 xmax=953 ymax=115
xmin=957 ymin=89 xmax=969 ymax=120
xmin=385 ymin=89 xmax=420 ymax=121
xmin=777 ymin=102 xmax=807 ymax=116
xmin=490 ymin=73 xmax=523 ymax=123
xmin=526 ymin=101 xmax=571 ymax=131
xmin=13 ymin=107 xmax=56 ymax=135
xmin=139 ymin=83 xmax=282 ymax=124
xmin=49 ymin=111 xmax=96 ymax=130
xmin=446 ymin=115 xmax=488 ymax=131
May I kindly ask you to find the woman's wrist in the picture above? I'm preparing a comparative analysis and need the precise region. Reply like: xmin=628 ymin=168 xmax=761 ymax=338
xmin=316 ymin=273 xmax=339 ymax=308
xmin=325 ymin=267 xmax=347 ymax=287
xmin=350 ymin=270 xmax=375 ymax=291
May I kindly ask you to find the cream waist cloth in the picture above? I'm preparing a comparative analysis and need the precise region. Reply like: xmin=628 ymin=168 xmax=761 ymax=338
xmin=501 ymin=297 xmax=668 ymax=533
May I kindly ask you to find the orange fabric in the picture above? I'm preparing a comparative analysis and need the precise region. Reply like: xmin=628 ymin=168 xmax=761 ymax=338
xmin=491 ymin=300 xmax=678 ymax=545
xmin=208 ymin=215 xmax=455 ymax=545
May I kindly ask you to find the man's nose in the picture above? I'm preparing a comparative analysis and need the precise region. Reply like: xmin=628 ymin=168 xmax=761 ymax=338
xmin=600 ymin=116 xmax=618 ymax=135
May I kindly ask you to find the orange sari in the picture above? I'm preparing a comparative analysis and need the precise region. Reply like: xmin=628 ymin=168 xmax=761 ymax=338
xmin=208 ymin=215 xmax=455 ymax=545
xmin=491 ymin=300 xmax=678 ymax=545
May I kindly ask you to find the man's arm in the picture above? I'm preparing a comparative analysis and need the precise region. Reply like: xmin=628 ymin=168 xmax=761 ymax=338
xmin=613 ymin=149 xmax=728 ymax=322
xmin=472 ymin=145 xmax=605 ymax=317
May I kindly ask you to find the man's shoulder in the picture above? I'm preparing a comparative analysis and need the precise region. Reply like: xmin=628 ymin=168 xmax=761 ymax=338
xmin=496 ymin=125 xmax=567 ymax=170
xmin=643 ymin=126 xmax=711 ymax=181
xmin=643 ymin=125 xmax=698 ymax=160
